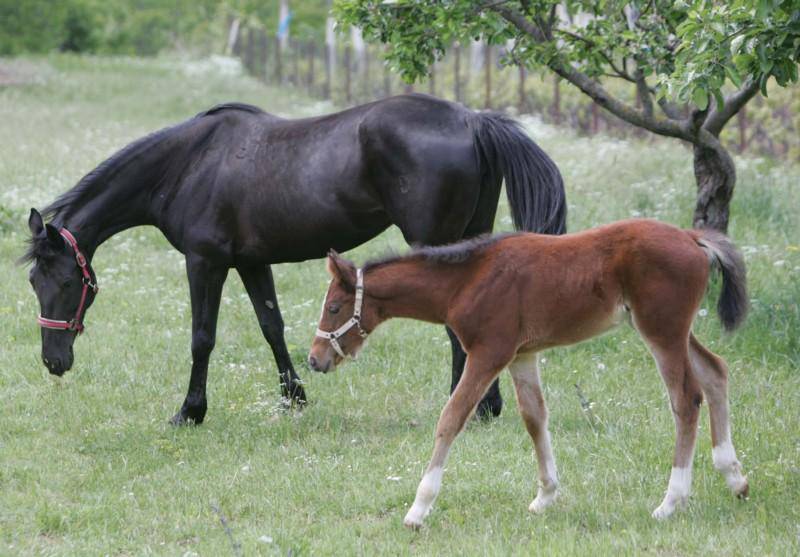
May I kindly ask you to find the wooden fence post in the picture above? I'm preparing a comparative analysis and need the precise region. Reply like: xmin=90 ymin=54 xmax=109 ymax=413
xmin=363 ymin=47 xmax=371 ymax=100
xmin=552 ymin=75 xmax=561 ymax=124
xmin=738 ymin=106 xmax=748 ymax=151
xmin=324 ymin=43 xmax=332 ymax=99
xmin=344 ymin=44 xmax=352 ymax=104
xmin=258 ymin=30 xmax=268 ymax=81
xmin=274 ymin=35 xmax=283 ymax=83
xmin=453 ymin=42 xmax=461 ymax=103
xmin=245 ymin=27 xmax=255 ymax=74
xmin=484 ymin=44 xmax=492 ymax=109
xmin=307 ymin=41 xmax=316 ymax=94
xmin=291 ymin=39 xmax=299 ymax=86
xmin=383 ymin=50 xmax=391 ymax=98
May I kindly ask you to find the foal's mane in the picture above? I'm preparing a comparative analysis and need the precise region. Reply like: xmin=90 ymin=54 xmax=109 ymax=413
xmin=363 ymin=233 xmax=520 ymax=271
xmin=21 ymin=103 xmax=265 ymax=264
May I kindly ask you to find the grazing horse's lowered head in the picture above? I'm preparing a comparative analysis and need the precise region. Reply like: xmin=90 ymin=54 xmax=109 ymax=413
xmin=22 ymin=209 xmax=98 ymax=376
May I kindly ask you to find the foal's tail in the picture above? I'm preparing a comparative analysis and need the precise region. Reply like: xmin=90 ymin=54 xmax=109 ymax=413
xmin=692 ymin=229 xmax=749 ymax=332
xmin=471 ymin=113 xmax=567 ymax=234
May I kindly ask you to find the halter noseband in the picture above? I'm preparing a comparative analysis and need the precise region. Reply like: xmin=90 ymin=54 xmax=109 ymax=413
xmin=315 ymin=268 xmax=368 ymax=358
xmin=36 ymin=228 xmax=98 ymax=334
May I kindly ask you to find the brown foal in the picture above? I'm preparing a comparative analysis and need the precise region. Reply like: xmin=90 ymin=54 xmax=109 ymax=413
xmin=308 ymin=219 xmax=749 ymax=528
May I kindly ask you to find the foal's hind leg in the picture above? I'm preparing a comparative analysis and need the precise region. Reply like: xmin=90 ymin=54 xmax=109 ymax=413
xmin=647 ymin=342 xmax=703 ymax=519
xmin=509 ymin=352 xmax=559 ymax=513
xmin=404 ymin=350 xmax=510 ymax=529
xmin=689 ymin=334 xmax=748 ymax=497
xmin=237 ymin=265 xmax=307 ymax=405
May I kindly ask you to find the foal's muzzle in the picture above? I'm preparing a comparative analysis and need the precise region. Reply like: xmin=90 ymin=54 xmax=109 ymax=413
xmin=307 ymin=355 xmax=332 ymax=373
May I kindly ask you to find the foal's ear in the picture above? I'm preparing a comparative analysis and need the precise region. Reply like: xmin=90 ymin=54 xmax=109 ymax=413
xmin=28 ymin=208 xmax=45 ymax=237
xmin=326 ymin=250 xmax=357 ymax=290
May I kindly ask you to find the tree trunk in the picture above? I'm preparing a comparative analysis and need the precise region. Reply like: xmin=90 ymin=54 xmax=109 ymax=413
xmin=692 ymin=140 xmax=736 ymax=232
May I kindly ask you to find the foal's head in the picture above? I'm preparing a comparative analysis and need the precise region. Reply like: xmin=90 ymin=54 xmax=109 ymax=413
xmin=308 ymin=251 xmax=373 ymax=373
xmin=23 ymin=209 xmax=98 ymax=376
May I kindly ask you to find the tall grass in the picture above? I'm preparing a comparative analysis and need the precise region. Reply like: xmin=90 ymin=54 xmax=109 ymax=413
xmin=1 ymin=55 xmax=798 ymax=556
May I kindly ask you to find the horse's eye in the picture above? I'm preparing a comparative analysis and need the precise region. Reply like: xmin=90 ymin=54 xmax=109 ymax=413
xmin=328 ymin=303 xmax=340 ymax=314
xmin=62 ymin=279 xmax=72 ymax=289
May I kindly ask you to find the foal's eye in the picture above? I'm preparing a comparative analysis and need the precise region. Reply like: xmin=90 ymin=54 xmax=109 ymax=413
xmin=328 ymin=303 xmax=340 ymax=314
xmin=62 ymin=279 xmax=72 ymax=289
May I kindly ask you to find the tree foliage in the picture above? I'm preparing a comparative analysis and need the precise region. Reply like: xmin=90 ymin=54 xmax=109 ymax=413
xmin=336 ymin=0 xmax=800 ymax=231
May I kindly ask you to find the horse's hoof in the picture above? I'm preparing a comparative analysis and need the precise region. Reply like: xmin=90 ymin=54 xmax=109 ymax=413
xmin=735 ymin=479 xmax=749 ymax=499
xmin=169 ymin=410 xmax=205 ymax=426
xmin=403 ymin=514 xmax=424 ymax=531
xmin=476 ymin=397 xmax=502 ymax=420
xmin=281 ymin=382 xmax=308 ymax=407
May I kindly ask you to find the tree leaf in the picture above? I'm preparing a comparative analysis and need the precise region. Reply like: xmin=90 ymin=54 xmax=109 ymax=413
xmin=693 ymin=87 xmax=709 ymax=110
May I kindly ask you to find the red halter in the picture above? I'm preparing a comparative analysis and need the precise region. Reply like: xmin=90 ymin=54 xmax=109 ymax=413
xmin=36 ymin=228 xmax=98 ymax=334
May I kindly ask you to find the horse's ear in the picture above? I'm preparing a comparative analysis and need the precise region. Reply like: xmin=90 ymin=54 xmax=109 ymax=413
xmin=326 ymin=250 xmax=356 ymax=290
xmin=29 ymin=209 xmax=44 ymax=237
xmin=45 ymin=223 xmax=64 ymax=250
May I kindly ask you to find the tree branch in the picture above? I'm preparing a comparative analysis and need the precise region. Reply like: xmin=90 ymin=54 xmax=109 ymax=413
xmin=657 ymin=97 xmax=685 ymax=120
xmin=553 ymin=29 xmax=636 ymax=82
xmin=703 ymin=80 xmax=760 ymax=136
xmin=493 ymin=5 xmax=690 ymax=140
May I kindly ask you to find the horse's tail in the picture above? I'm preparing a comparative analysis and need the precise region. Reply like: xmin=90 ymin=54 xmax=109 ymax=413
xmin=692 ymin=229 xmax=749 ymax=332
xmin=470 ymin=112 xmax=566 ymax=234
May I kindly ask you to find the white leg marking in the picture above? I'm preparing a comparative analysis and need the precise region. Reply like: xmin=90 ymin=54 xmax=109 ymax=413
xmin=652 ymin=466 xmax=692 ymax=520
xmin=529 ymin=431 xmax=559 ymax=514
xmin=404 ymin=467 xmax=443 ymax=529
xmin=712 ymin=440 xmax=748 ymax=495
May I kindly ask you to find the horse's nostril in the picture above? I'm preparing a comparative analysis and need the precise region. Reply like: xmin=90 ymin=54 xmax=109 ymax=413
xmin=308 ymin=356 xmax=318 ymax=369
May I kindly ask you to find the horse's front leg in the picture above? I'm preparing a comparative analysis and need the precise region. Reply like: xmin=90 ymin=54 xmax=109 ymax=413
xmin=237 ymin=264 xmax=307 ymax=405
xmin=170 ymin=256 xmax=228 ymax=425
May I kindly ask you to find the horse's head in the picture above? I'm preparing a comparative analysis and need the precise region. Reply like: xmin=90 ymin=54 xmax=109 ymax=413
xmin=308 ymin=251 xmax=372 ymax=373
xmin=24 ymin=209 xmax=98 ymax=376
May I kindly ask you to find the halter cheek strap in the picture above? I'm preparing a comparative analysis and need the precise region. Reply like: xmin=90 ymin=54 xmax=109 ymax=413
xmin=36 ymin=228 xmax=98 ymax=334
xmin=315 ymin=268 xmax=368 ymax=358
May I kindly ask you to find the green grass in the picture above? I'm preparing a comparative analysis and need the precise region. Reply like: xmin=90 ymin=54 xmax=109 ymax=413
xmin=1 ymin=55 xmax=798 ymax=556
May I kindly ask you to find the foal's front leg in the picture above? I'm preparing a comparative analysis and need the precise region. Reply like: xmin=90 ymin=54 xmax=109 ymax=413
xmin=404 ymin=352 xmax=508 ymax=529
xmin=170 ymin=257 xmax=228 ymax=425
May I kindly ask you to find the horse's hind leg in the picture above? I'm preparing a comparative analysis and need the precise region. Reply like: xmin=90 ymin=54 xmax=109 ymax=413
xmin=404 ymin=349 xmax=511 ymax=529
xmin=237 ymin=265 xmax=307 ymax=405
xmin=689 ymin=334 xmax=748 ymax=497
xmin=509 ymin=352 xmax=559 ymax=513
xmin=646 ymin=340 xmax=703 ymax=519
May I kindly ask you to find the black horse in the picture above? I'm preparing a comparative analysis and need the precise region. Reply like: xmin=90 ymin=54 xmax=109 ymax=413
xmin=23 ymin=94 xmax=566 ymax=424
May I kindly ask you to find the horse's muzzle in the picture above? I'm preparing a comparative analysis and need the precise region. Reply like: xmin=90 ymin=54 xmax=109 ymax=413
xmin=307 ymin=355 xmax=331 ymax=373
xmin=43 ymin=349 xmax=73 ymax=376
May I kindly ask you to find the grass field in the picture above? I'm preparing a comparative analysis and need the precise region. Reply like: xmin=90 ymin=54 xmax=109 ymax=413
xmin=1 ymin=55 xmax=798 ymax=556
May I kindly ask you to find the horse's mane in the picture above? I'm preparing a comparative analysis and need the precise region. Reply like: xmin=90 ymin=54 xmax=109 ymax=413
xmin=363 ymin=232 xmax=520 ymax=271
xmin=22 ymin=102 xmax=265 ymax=265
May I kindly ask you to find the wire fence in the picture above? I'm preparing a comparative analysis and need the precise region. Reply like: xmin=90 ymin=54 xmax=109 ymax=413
xmin=231 ymin=25 xmax=799 ymax=161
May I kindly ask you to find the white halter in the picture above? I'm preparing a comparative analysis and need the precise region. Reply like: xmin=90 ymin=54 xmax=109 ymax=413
xmin=315 ymin=268 xmax=368 ymax=358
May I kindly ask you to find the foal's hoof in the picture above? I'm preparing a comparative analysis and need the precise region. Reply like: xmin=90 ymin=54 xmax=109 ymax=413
xmin=735 ymin=478 xmax=749 ymax=499
xmin=403 ymin=514 xmax=424 ymax=531
xmin=651 ymin=496 xmax=686 ymax=520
